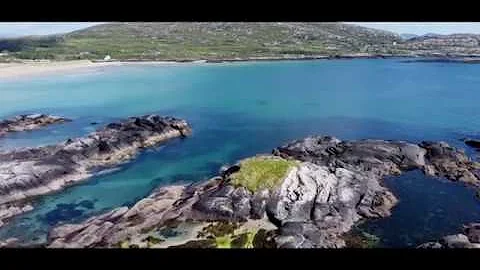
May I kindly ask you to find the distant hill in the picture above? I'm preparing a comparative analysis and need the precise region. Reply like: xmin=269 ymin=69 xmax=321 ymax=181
xmin=400 ymin=33 xmax=418 ymax=40
xmin=1 ymin=23 xmax=480 ymax=61
xmin=398 ymin=33 xmax=480 ymax=56
xmin=0 ymin=22 xmax=405 ymax=61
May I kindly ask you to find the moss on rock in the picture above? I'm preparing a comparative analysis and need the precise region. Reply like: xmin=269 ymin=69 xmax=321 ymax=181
xmin=231 ymin=233 xmax=248 ymax=248
xmin=169 ymin=239 xmax=217 ymax=248
xmin=215 ymin=235 xmax=233 ymax=248
xmin=117 ymin=240 xmax=130 ymax=249
xmin=197 ymin=221 xmax=240 ymax=238
xmin=230 ymin=156 xmax=297 ymax=192
xmin=143 ymin=235 xmax=165 ymax=247
xmin=231 ymin=230 xmax=257 ymax=248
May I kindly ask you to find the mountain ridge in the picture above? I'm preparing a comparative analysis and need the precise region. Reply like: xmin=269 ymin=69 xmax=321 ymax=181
xmin=1 ymin=22 xmax=480 ymax=61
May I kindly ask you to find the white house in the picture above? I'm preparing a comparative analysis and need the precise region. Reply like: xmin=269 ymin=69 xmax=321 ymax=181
xmin=104 ymin=55 xmax=112 ymax=61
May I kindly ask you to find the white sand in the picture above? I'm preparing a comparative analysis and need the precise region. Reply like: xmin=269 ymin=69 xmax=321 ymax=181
xmin=0 ymin=60 xmax=194 ymax=80
xmin=0 ymin=60 xmax=125 ymax=80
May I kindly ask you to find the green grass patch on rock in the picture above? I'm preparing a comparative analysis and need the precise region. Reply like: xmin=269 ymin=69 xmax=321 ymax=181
xmin=231 ymin=230 xmax=257 ymax=248
xmin=215 ymin=235 xmax=233 ymax=248
xmin=117 ymin=240 xmax=130 ymax=249
xmin=143 ymin=235 xmax=165 ymax=247
xmin=197 ymin=221 xmax=240 ymax=238
xmin=230 ymin=156 xmax=297 ymax=193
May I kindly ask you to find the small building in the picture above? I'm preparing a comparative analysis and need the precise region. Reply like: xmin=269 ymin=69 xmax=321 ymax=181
xmin=104 ymin=55 xmax=112 ymax=61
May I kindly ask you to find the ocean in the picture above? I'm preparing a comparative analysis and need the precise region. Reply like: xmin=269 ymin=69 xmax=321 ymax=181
xmin=0 ymin=59 xmax=479 ymax=247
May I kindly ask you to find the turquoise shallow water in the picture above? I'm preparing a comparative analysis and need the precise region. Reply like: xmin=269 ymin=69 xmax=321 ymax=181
xmin=1 ymin=59 xmax=480 ymax=246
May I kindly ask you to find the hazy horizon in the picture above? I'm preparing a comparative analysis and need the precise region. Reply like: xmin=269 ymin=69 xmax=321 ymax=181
xmin=1 ymin=22 xmax=480 ymax=38
xmin=0 ymin=23 xmax=104 ymax=38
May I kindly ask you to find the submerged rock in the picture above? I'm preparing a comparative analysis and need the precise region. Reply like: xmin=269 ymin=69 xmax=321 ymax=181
xmin=464 ymin=139 xmax=480 ymax=150
xmin=43 ymin=135 xmax=480 ymax=249
xmin=0 ymin=114 xmax=192 ymax=226
xmin=0 ymin=114 xmax=70 ymax=137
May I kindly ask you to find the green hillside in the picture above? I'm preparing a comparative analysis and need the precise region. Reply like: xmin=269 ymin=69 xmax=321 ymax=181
xmin=0 ymin=22 xmax=407 ymax=61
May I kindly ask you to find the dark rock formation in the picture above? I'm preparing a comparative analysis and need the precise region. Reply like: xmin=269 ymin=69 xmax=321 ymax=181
xmin=44 ymin=136 xmax=480 ymax=248
xmin=271 ymin=136 xmax=480 ymax=248
xmin=0 ymin=114 xmax=70 ymax=137
xmin=274 ymin=136 xmax=480 ymax=187
xmin=0 ymin=114 xmax=191 ymax=227
xmin=418 ymin=223 xmax=480 ymax=249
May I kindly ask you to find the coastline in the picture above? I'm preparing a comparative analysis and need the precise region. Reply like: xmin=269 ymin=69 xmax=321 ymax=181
xmin=0 ymin=60 xmax=124 ymax=80
xmin=0 ymin=54 xmax=410 ymax=80
xmin=1 ymin=54 xmax=479 ymax=81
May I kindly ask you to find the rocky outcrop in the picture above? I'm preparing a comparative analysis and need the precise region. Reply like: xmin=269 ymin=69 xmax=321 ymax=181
xmin=260 ymin=163 xmax=393 ymax=248
xmin=0 ymin=237 xmax=18 ymax=248
xmin=420 ymin=141 xmax=480 ymax=186
xmin=269 ymin=136 xmax=480 ymax=248
xmin=43 ymin=158 xmax=398 ymax=248
xmin=0 ymin=114 xmax=70 ymax=137
xmin=48 ymin=185 xmax=187 ymax=248
xmin=44 ymin=136 xmax=480 ymax=249
xmin=418 ymin=223 xmax=480 ymax=249
xmin=0 ymin=114 xmax=191 ymax=227
xmin=274 ymin=136 xmax=480 ymax=187
xmin=0 ymin=203 xmax=33 ymax=228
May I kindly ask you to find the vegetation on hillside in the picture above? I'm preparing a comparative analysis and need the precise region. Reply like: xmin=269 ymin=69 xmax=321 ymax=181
xmin=2 ymin=23 xmax=479 ymax=62
xmin=0 ymin=22 xmax=408 ymax=61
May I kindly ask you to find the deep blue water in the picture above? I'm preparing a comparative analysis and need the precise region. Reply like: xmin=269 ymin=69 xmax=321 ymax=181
xmin=0 ymin=59 xmax=479 ymax=246
xmin=359 ymin=170 xmax=480 ymax=247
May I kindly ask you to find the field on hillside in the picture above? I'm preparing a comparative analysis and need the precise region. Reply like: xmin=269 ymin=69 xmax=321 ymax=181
xmin=0 ymin=23 xmax=409 ymax=61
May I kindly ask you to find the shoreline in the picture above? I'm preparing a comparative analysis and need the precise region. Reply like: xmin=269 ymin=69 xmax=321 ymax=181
xmin=0 ymin=60 xmax=124 ymax=80
xmin=0 ymin=54 xmax=413 ymax=80
xmin=1 ymin=54 xmax=479 ymax=80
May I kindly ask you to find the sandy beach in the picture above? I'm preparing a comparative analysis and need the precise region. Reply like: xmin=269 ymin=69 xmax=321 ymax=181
xmin=0 ymin=60 xmax=127 ymax=80
xmin=0 ymin=60 xmax=217 ymax=80
xmin=0 ymin=55 xmax=407 ymax=81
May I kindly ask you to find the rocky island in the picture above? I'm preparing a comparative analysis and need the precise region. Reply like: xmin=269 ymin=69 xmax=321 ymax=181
xmin=43 ymin=136 xmax=480 ymax=249
xmin=0 ymin=114 xmax=191 ymax=228
xmin=0 ymin=114 xmax=70 ymax=137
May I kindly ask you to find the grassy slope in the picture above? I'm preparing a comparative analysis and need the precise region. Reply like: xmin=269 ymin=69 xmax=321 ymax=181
xmin=0 ymin=22 xmax=406 ymax=61
xmin=230 ymin=156 xmax=297 ymax=192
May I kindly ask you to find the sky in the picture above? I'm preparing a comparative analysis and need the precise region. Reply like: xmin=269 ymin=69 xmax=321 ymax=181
xmin=0 ymin=23 xmax=104 ymax=38
xmin=1 ymin=22 xmax=480 ymax=38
